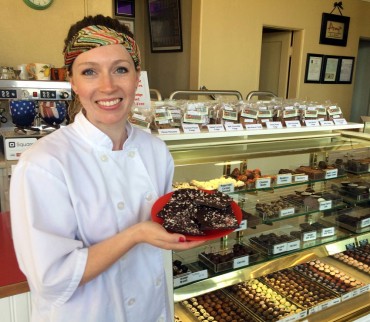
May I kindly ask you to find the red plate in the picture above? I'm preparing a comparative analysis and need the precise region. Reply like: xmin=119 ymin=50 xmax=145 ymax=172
xmin=151 ymin=191 xmax=242 ymax=241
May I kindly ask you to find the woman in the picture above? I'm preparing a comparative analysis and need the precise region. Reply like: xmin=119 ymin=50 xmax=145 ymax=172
xmin=10 ymin=15 xmax=203 ymax=322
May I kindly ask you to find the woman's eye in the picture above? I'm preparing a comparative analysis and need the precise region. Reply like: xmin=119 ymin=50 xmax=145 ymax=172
xmin=116 ymin=66 xmax=128 ymax=74
xmin=82 ymin=69 xmax=95 ymax=76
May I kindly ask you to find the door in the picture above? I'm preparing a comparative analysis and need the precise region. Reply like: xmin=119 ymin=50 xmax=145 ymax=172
xmin=259 ymin=30 xmax=292 ymax=98
xmin=350 ymin=38 xmax=370 ymax=123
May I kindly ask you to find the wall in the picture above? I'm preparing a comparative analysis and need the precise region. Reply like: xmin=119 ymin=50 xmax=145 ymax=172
xmin=190 ymin=0 xmax=370 ymax=119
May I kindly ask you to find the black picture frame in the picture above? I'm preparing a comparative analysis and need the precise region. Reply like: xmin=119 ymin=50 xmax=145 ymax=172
xmin=337 ymin=56 xmax=355 ymax=84
xmin=304 ymin=53 xmax=324 ymax=83
xmin=114 ymin=0 xmax=135 ymax=17
xmin=319 ymin=13 xmax=350 ymax=47
xmin=147 ymin=0 xmax=183 ymax=53
xmin=322 ymin=55 xmax=340 ymax=83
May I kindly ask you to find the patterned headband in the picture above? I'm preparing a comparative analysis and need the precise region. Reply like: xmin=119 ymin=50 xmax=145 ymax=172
xmin=63 ymin=25 xmax=141 ymax=70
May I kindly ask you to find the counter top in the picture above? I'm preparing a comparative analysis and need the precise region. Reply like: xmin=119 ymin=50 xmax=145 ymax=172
xmin=0 ymin=212 xmax=28 ymax=298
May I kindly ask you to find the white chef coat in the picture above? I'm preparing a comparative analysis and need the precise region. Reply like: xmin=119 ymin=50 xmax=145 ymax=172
xmin=10 ymin=111 xmax=174 ymax=322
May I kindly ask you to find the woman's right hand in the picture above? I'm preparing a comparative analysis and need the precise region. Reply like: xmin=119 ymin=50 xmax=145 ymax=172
xmin=131 ymin=221 xmax=205 ymax=251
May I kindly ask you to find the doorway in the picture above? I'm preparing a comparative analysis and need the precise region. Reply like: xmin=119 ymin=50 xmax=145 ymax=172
xmin=259 ymin=28 xmax=302 ymax=99
xmin=350 ymin=38 xmax=370 ymax=123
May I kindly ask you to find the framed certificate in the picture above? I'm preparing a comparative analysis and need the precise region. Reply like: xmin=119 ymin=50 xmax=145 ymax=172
xmin=304 ymin=53 xmax=324 ymax=83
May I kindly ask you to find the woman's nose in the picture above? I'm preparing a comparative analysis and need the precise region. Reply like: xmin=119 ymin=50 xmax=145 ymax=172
xmin=99 ymin=73 xmax=116 ymax=92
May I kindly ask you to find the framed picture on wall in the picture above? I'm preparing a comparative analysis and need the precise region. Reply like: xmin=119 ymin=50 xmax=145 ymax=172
xmin=147 ymin=0 xmax=183 ymax=52
xmin=114 ymin=0 xmax=135 ymax=17
xmin=322 ymin=55 xmax=340 ymax=83
xmin=337 ymin=56 xmax=355 ymax=84
xmin=319 ymin=13 xmax=350 ymax=47
xmin=304 ymin=53 xmax=324 ymax=83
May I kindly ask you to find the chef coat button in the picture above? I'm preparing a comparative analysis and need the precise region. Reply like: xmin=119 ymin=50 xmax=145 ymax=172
xmin=100 ymin=155 xmax=108 ymax=162
xmin=145 ymin=193 xmax=153 ymax=201
xmin=155 ymin=277 xmax=162 ymax=286
xmin=117 ymin=202 xmax=125 ymax=210
xmin=127 ymin=298 xmax=136 ymax=306
xmin=128 ymin=151 xmax=135 ymax=158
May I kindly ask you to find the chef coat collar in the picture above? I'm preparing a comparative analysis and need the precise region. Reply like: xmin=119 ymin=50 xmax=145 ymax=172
xmin=73 ymin=111 xmax=134 ymax=150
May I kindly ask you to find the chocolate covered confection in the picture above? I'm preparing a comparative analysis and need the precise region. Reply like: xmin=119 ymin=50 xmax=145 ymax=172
xmin=260 ymin=268 xmax=337 ymax=308
xmin=295 ymin=259 xmax=364 ymax=293
xmin=158 ymin=188 xmax=238 ymax=235
xmin=173 ymin=260 xmax=189 ymax=276
xmin=250 ymin=232 xmax=293 ymax=247
xmin=331 ymin=245 xmax=370 ymax=274
xmin=194 ymin=190 xmax=233 ymax=209
xmin=182 ymin=290 xmax=256 ymax=322
xmin=228 ymin=279 xmax=303 ymax=321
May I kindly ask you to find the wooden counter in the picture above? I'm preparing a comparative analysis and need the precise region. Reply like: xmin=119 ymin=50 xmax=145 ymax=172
xmin=0 ymin=212 xmax=29 ymax=298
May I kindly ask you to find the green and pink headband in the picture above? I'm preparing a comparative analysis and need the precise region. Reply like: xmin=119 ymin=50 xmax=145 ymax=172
xmin=63 ymin=25 xmax=141 ymax=70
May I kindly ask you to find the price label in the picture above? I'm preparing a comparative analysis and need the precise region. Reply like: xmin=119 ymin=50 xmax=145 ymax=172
xmin=303 ymin=231 xmax=317 ymax=242
xmin=359 ymin=284 xmax=370 ymax=294
xmin=233 ymin=255 xmax=249 ymax=269
xmin=207 ymin=124 xmax=225 ymax=132
xmin=273 ymin=242 xmax=287 ymax=254
xmin=305 ymin=120 xmax=320 ymax=127
xmin=287 ymin=239 xmax=300 ymax=251
xmin=173 ymin=270 xmax=208 ymax=287
xmin=225 ymin=123 xmax=244 ymax=131
xmin=320 ymin=120 xmax=335 ymax=126
xmin=285 ymin=120 xmax=301 ymax=128
xmin=321 ymin=297 xmax=340 ymax=309
xmin=277 ymin=174 xmax=292 ymax=185
xmin=218 ymin=183 xmax=234 ymax=193
xmin=325 ymin=168 xmax=338 ymax=179
xmin=360 ymin=217 xmax=370 ymax=228
xmin=319 ymin=200 xmax=332 ymax=211
xmin=0 ymin=89 xmax=17 ymax=99
xmin=342 ymin=292 xmax=353 ymax=301
xmin=173 ymin=274 xmax=191 ymax=287
xmin=235 ymin=219 xmax=247 ymax=231
xmin=359 ymin=239 xmax=369 ymax=246
xmin=158 ymin=128 xmax=180 ymax=135
xmin=321 ymin=227 xmax=335 ymax=237
xmin=334 ymin=118 xmax=348 ymax=125
xmin=255 ymin=177 xmax=271 ymax=189
xmin=266 ymin=121 xmax=283 ymax=129
xmin=308 ymin=304 xmax=322 ymax=314
xmin=294 ymin=175 xmax=308 ymax=182
xmin=279 ymin=207 xmax=295 ymax=217
xmin=182 ymin=123 xmax=200 ymax=133
xmin=245 ymin=123 xmax=263 ymax=130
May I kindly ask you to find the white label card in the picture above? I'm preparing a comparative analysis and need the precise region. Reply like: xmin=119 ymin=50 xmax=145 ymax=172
xmin=303 ymin=231 xmax=317 ymax=242
xmin=245 ymin=123 xmax=263 ymax=130
xmin=287 ymin=239 xmax=300 ymax=251
xmin=158 ymin=128 xmax=181 ymax=135
xmin=218 ymin=183 xmax=234 ymax=193
xmin=173 ymin=270 xmax=208 ymax=287
xmin=256 ymin=178 xmax=271 ymax=189
xmin=225 ymin=123 xmax=244 ymax=131
xmin=360 ymin=217 xmax=370 ymax=228
xmin=325 ymin=168 xmax=338 ymax=179
xmin=235 ymin=219 xmax=247 ymax=231
xmin=294 ymin=175 xmax=309 ymax=182
xmin=233 ymin=255 xmax=249 ymax=269
xmin=182 ymin=123 xmax=200 ymax=133
xmin=277 ymin=174 xmax=292 ymax=185
xmin=266 ymin=121 xmax=283 ymax=129
xmin=334 ymin=118 xmax=348 ymax=125
xmin=273 ymin=242 xmax=288 ymax=254
xmin=207 ymin=124 xmax=225 ymax=132
xmin=285 ymin=120 xmax=301 ymax=128
xmin=305 ymin=120 xmax=320 ymax=127
xmin=321 ymin=227 xmax=335 ymax=237
xmin=320 ymin=120 xmax=335 ymax=126
xmin=319 ymin=200 xmax=332 ymax=211
xmin=280 ymin=207 xmax=295 ymax=217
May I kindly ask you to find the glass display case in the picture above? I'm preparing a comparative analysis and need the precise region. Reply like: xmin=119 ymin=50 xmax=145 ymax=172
xmin=158 ymin=124 xmax=370 ymax=321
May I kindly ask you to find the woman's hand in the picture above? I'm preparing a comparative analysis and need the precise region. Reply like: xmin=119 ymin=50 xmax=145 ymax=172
xmin=132 ymin=221 xmax=205 ymax=250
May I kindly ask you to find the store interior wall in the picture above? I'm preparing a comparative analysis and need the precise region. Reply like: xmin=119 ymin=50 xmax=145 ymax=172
xmin=1 ymin=0 xmax=370 ymax=119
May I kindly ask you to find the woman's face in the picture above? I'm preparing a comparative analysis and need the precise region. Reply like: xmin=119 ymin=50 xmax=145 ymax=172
xmin=70 ymin=44 xmax=140 ymax=130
